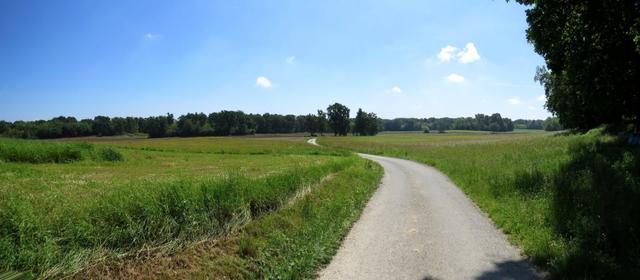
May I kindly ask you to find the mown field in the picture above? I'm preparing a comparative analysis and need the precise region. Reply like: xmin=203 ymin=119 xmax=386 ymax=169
xmin=320 ymin=130 xmax=640 ymax=278
xmin=0 ymin=136 xmax=382 ymax=279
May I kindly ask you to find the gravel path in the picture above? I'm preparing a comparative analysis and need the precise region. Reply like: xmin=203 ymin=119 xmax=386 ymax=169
xmin=310 ymin=142 xmax=541 ymax=280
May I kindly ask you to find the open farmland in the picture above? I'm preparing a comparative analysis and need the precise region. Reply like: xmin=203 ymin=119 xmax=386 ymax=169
xmin=320 ymin=130 xmax=640 ymax=278
xmin=0 ymin=136 xmax=382 ymax=279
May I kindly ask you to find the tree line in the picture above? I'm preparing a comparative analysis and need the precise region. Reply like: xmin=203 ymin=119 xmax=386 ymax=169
xmin=379 ymin=115 xmax=565 ymax=133
xmin=0 ymin=109 xmax=564 ymax=139
xmin=0 ymin=103 xmax=381 ymax=139
xmin=1 ymin=104 xmax=565 ymax=139
xmin=380 ymin=113 xmax=518 ymax=133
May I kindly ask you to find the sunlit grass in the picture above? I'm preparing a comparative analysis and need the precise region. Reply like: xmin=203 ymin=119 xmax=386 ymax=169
xmin=0 ymin=136 xmax=368 ymax=278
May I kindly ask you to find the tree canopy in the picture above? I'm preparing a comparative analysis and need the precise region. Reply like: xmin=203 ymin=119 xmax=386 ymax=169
xmin=327 ymin=103 xmax=351 ymax=136
xmin=0 ymin=110 xmax=332 ymax=139
xmin=514 ymin=0 xmax=640 ymax=129
xmin=353 ymin=108 xmax=379 ymax=136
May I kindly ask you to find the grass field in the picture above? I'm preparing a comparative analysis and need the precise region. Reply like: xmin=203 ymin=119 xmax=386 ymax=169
xmin=320 ymin=129 xmax=640 ymax=278
xmin=0 ymin=136 xmax=382 ymax=279
xmin=3 ymin=131 xmax=638 ymax=279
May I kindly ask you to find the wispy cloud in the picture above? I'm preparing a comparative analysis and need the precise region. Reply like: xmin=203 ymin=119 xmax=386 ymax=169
xmin=537 ymin=94 xmax=546 ymax=101
xmin=390 ymin=86 xmax=403 ymax=94
xmin=508 ymin=97 xmax=522 ymax=105
xmin=256 ymin=76 xmax=272 ymax=88
xmin=286 ymin=56 xmax=296 ymax=64
xmin=143 ymin=33 xmax=162 ymax=40
xmin=445 ymin=73 xmax=465 ymax=83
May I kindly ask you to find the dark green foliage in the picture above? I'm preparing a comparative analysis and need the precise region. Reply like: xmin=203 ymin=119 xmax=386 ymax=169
xmin=380 ymin=113 xmax=515 ymax=132
xmin=0 ymin=121 xmax=9 ymax=135
xmin=327 ymin=103 xmax=351 ymax=136
xmin=98 ymin=147 xmax=123 ymax=162
xmin=0 ymin=105 xmax=369 ymax=139
xmin=145 ymin=115 xmax=172 ymax=138
xmin=353 ymin=108 xmax=379 ymax=136
xmin=209 ymin=111 xmax=256 ymax=136
xmin=514 ymin=119 xmax=544 ymax=130
xmin=1 ymin=117 xmax=93 ymax=139
xmin=302 ymin=110 xmax=328 ymax=136
xmin=543 ymin=117 xmax=563 ymax=131
xmin=514 ymin=0 xmax=640 ymax=129
xmin=92 ymin=116 xmax=114 ymax=137
xmin=110 ymin=117 xmax=139 ymax=135
xmin=550 ymin=138 xmax=640 ymax=278
xmin=176 ymin=113 xmax=212 ymax=137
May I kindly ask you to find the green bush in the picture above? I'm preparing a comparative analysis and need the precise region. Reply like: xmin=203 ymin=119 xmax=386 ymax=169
xmin=97 ymin=147 xmax=123 ymax=162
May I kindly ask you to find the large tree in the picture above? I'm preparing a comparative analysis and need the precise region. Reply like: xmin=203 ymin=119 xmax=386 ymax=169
xmin=354 ymin=108 xmax=379 ymax=136
xmin=316 ymin=110 xmax=328 ymax=135
xmin=327 ymin=103 xmax=350 ymax=136
xmin=513 ymin=0 xmax=640 ymax=129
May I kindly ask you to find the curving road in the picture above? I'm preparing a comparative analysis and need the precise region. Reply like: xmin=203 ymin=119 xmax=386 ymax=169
xmin=309 ymin=139 xmax=541 ymax=280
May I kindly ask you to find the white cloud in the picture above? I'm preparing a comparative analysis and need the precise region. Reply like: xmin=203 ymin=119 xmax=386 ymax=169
xmin=508 ymin=97 xmax=522 ymax=105
xmin=286 ymin=56 xmax=295 ymax=64
xmin=256 ymin=76 xmax=272 ymax=88
xmin=390 ymin=86 xmax=403 ymax=94
xmin=537 ymin=94 xmax=546 ymax=101
xmin=457 ymin=42 xmax=480 ymax=64
xmin=144 ymin=33 xmax=162 ymax=40
xmin=445 ymin=73 xmax=465 ymax=83
xmin=437 ymin=45 xmax=458 ymax=62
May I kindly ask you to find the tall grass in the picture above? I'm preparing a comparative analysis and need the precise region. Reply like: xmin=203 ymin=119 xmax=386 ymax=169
xmin=0 ymin=157 xmax=355 ymax=278
xmin=75 ymin=156 xmax=384 ymax=279
xmin=0 ymin=138 xmax=123 ymax=163
xmin=0 ymin=138 xmax=84 ymax=163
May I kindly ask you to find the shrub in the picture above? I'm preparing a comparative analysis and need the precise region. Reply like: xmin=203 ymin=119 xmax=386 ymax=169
xmin=98 ymin=147 xmax=123 ymax=162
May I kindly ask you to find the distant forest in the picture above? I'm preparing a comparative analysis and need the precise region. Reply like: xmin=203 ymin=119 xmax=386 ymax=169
xmin=0 ymin=105 xmax=562 ymax=140
xmin=383 ymin=116 xmax=562 ymax=133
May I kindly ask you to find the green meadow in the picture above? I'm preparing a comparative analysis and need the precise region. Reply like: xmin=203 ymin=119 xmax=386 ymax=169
xmin=2 ymin=130 xmax=639 ymax=279
xmin=0 ymin=136 xmax=381 ymax=279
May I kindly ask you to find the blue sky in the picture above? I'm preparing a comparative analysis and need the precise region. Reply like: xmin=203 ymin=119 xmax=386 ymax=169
xmin=0 ymin=0 xmax=549 ymax=121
